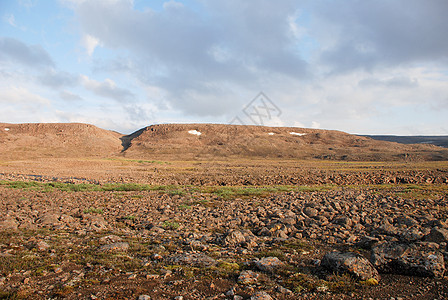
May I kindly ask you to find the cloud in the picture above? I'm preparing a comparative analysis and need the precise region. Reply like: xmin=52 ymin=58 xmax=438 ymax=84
xmin=80 ymin=75 xmax=134 ymax=102
xmin=311 ymin=0 xmax=448 ymax=72
xmin=68 ymin=0 xmax=308 ymax=116
xmin=82 ymin=34 xmax=101 ymax=56
xmin=3 ymin=14 xmax=17 ymax=27
xmin=0 ymin=86 xmax=51 ymax=123
xmin=0 ymin=86 xmax=50 ymax=105
xmin=358 ymin=76 xmax=419 ymax=89
xmin=38 ymin=69 xmax=79 ymax=88
xmin=0 ymin=37 xmax=54 ymax=67
xmin=59 ymin=90 xmax=83 ymax=101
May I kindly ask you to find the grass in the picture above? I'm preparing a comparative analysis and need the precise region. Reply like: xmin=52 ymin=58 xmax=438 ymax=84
xmin=1 ymin=180 xmax=446 ymax=202
xmin=83 ymin=207 xmax=104 ymax=214
xmin=162 ymin=221 xmax=180 ymax=230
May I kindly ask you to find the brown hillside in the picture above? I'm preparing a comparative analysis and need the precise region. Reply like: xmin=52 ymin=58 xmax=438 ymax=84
xmin=0 ymin=123 xmax=122 ymax=160
xmin=1 ymin=122 xmax=447 ymax=161
xmin=122 ymin=124 xmax=448 ymax=161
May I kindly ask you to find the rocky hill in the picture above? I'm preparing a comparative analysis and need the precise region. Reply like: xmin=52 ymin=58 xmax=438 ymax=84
xmin=1 ymin=122 xmax=448 ymax=161
xmin=122 ymin=124 xmax=448 ymax=161
xmin=0 ymin=123 xmax=122 ymax=160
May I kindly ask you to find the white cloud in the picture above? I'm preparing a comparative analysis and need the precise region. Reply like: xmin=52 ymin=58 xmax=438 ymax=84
xmin=3 ymin=14 xmax=17 ymax=27
xmin=82 ymin=34 xmax=101 ymax=56
xmin=80 ymin=75 xmax=134 ymax=101
xmin=0 ymin=86 xmax=51 ymax=105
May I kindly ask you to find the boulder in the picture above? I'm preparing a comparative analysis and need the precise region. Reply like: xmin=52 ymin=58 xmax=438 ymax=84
xmin=303 ymin=207 xmax=318 ymax=218
xmin=238 ymin=270 xmax=259 ymax=285
xmin=425 ymin=227 xmax=448 ymax=244
xmin=0 ymin=217 xmax=19 ymax=231
xmin=99 ymin=242 xmax=129 ymax=252
xmin=254 ymin=257 xmax=284 ymax=273
xmin=250 ymin=291 xmax=273 ymax=300
xmin=169 ymin=253 xmax=217 ymax=268
xmin=321 ymin=251 xmax=380 ymax=281
xmin=371 ymin=241 xmax=445 ymax=278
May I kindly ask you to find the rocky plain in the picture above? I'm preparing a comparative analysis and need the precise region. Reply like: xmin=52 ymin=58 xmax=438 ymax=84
xmin=0 ymin=123 xmax=448 ymax=299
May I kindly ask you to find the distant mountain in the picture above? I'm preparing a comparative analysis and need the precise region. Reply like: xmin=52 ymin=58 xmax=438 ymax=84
xmin=364 ymin=135 xmax=448 ymax=148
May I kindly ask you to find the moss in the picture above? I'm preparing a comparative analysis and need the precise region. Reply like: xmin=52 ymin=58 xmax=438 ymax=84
xmin=162 ymin=221 xmax=180 ymax=230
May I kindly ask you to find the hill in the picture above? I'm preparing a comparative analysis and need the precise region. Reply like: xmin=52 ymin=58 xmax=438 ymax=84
xmin=0 ymin=123 xmax=122 ymax=160
xmin=121 ymin=124 xmax=448 ymax=161
xmin=1 ymin=122 xmax=447 ymax=161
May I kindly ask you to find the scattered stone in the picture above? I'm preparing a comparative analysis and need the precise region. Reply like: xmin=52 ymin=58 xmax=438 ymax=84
xmin=321 ymin=251 xmax=380 ymax=281
xmin=0 ymin=217 xmax=19 ymax=231
xmin=356 ymin=236 xmax=380 ymax=250
xmin=371 ymin=242 xmax=445 ymax=278
xmin=304 ymin=207 xmax=318 ymax=218
xmin=84 ymin=215 xmax=108 ymax=231
xmin=36 ymin=241 xmax=51 ymax=251
xmin=39 ymin=213 xmax=61 ymax=228
xmin=99 ymin=242 xmax=129 ymax=252
xmin=223 ymin=230 xmax=246 ymax=246
xmin=138 ymin=295 xmax=151 ymax=300
xmin=254 ymin=257 xmax=284 ymax=273
xmin=99 ymin=234 xmax=122 ymax=244
xmin=238 ymin=270 xmax=259 ymax=285
xmin=250 ymin=291 xmax=273 ymax=300
xmin=277 ymin=285 xmax=293 ymax=295
xmin=425 ymin=228 xmax=448 ymax=244
xmin=169 ymin=253 xmax=217 ymax=267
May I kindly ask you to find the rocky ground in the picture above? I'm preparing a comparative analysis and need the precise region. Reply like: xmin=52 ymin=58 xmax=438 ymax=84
xmin=1 ymin=179 xmax=447 ymax=299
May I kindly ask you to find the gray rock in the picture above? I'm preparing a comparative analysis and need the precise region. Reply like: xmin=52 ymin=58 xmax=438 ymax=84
xmin=304 ymin=207 xmax=318 ymax=218
xmin=321 ymin=251 xmax=380 ymax=281
xmin=99 ymin=242 xmax=129 ymax=252
xmin=371 ymin=241 xmax=445 ymax=278
xmin=238 ymin=270 xmax=259 ymax=285
xmin=0 ymin=217 xmax=18 ymax=231
xmin=255 ymin=257 xmax=284 ymax=273
xmin=250 ymin=291 xmax=273 ymax=300
xmin=99 ymin=235 xmax=122 ymax=244
xmin=36 ymin=241 xmax=51 ymax=251
xmin=425 ymin=227 xmax=448 ymax=243
xmin=377 ymin=220 xmax=399 ymax=236
xmin=333 ymin=216 xmax=352 ymax=228
xmin=395 ymin=215 xmax=419 ymax=227
xmin=84 ymin=215 xmax=108 ymax=231
xmin=138 ymin=295 xmax=151 ymax=300
xmin=356 ymin=236 xmax=379 ymax=250
xmin=39 ymin=213 xmax=61 ymax=228
xmin=399 ymin=228 xmax=424 ymax=242
xmin=223 ymin=230 xmax=246 ymax=246
xmin=169 ymin=253 xmax=217 ymax=267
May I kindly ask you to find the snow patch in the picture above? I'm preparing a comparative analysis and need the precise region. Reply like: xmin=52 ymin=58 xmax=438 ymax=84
xmin=188 ymin=130 xmax=202 ymax=136
xmin=268 ymin=132 xmax=275 ymax=136
xmin=4 ymin=128 xmax=10 ymax=131
xmin=289 ymin=132 xmax=306 ymax=136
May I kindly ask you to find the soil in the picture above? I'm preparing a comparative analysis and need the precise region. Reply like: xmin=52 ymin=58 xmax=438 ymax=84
xmin=0 ymin=122 xmax=447 ymax=300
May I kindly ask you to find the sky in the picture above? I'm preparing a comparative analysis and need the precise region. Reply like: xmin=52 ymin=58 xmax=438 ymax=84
xmin=1 ymin=0 xmax=448 ymax=135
